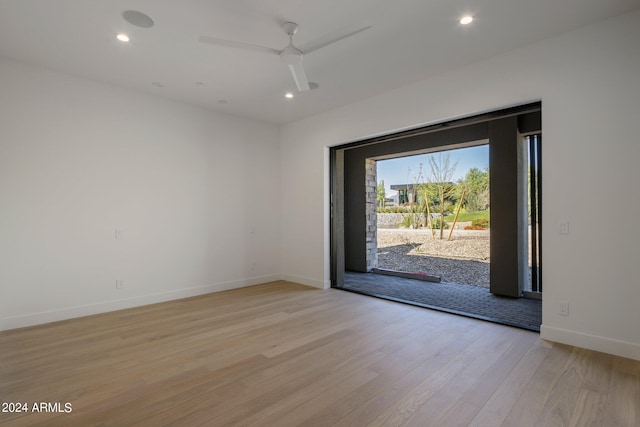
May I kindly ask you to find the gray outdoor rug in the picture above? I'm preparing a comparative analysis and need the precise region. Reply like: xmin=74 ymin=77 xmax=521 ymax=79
xmin=342 ymin=271 xmax=542 ymax=332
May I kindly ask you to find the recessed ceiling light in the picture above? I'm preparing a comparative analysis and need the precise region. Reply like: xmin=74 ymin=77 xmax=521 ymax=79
xmin=151 ymin=82 xmax=164 ymax=88
xmin=116 ymin=33 xmax=130 ymax=42
xmin=460 ymin=16 xmax=473 ymax=25
xmin=285 ymin=92 xmax=294 ymax=99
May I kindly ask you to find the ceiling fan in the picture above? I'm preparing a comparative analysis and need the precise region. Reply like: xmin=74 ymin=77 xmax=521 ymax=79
xmin=199 ymin=22 xmax=371 ymax=92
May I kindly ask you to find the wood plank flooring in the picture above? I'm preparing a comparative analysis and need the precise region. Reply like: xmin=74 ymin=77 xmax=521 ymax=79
xmin=0 ymin=281 xmax=638 ymax=426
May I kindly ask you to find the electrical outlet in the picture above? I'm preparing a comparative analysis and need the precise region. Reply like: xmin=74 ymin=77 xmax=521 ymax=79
xmin=250 ymin=262 xmax=256 ymax=271
xmin=558 ymin=220 xmax=569 ymax=234
xmin=558 ymin=301 xmax=569 ymax=316
xmin=116 ymin=280 xmax=125 ymax=289
xmin=115 ymin=228 xmax=125 ymax=239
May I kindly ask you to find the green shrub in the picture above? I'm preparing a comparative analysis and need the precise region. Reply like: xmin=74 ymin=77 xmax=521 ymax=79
xmin=444 ymin=209 xmax=489 ymax=223
xmin=471 ymin=218 xmax=490 ymax=229
xmin=429 ymin=217 xmax=450 ymax=230
xmin=377 ymin=206 xmax=411 ymax=213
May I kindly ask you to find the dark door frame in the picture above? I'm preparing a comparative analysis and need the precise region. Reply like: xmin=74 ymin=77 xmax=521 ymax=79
xmin=330 ymin=102 xmax=541 ymax=297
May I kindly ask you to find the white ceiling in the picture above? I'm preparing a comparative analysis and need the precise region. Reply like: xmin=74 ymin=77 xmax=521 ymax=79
xmin=1 ymin=0 xmax=639 ymax=125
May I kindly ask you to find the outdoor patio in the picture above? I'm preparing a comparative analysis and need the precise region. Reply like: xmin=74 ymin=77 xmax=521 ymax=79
xmin=342 ymin=271 xmax=542 ymax=332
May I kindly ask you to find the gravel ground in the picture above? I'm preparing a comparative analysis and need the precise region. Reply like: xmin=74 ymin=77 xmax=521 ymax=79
xmin=376 ymin=228 xmax=490 ymax=288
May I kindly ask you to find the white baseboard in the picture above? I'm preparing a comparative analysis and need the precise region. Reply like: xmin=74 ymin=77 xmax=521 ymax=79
xmin=541 ymin=325 xmax=640 ymax=361
xmin=0 ymin=274 xmax=281 ymax=332
xmin=280 ymin=273 xmax=329 ymax=289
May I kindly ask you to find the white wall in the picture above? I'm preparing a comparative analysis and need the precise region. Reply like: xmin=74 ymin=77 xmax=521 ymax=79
xmin=280 ymin=10 xmax=640 ymax=360
xmin=0 ymin=57 xmax=281 ymax=330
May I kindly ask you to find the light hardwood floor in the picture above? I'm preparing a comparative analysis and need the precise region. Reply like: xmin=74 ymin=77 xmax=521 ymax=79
xmin=1 ymin=281 xmax=638 ymax=426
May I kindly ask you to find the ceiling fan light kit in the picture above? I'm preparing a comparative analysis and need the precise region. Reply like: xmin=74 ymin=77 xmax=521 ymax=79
xmin=199 ymin=21 xmax=371 ymax=93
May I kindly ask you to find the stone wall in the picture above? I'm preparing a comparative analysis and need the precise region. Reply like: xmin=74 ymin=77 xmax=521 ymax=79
xmin=377 ymin=213 xmax=405 ymax=228
xmin=377 ymin=213 xmax=473 ymax=230
xmin=365 ymin=159 xmax=378 ymax=271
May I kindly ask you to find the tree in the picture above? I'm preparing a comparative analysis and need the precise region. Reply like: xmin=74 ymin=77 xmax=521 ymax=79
xmin=377 ymin=180 xmax=386 ymax=209
xmin=427 ymin=153 xmax=458 ymax=239
xmin=462 ymin=167 xmax=489 ymax=212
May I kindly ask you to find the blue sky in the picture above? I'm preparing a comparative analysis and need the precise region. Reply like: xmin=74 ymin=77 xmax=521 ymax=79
xmin=377 ymin=145 xmax=489 ymax=196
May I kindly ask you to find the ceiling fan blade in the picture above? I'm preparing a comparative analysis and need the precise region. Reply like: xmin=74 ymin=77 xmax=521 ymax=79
xmin=298 ymin=25 xmax=371 ymax=55
xmin=198 ymin=35 xmax=281 ymax=55
xmin=287 ymin=61 xmax=310 ymax=92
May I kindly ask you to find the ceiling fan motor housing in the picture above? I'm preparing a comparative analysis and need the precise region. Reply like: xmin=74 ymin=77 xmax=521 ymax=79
xmin=280 ymin=46 xmax=303 ymax=65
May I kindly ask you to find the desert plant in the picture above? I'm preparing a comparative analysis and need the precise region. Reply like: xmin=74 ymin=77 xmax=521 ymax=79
xmin=427 ymin=153 xmax=458 ymax=239
xmin=399 ymin=214 xmax=413 ymax=228
xmin=377 ymin=180 xmax=386 ymax=209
